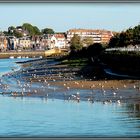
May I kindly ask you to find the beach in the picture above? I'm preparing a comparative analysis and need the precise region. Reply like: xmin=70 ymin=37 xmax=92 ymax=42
xmin=6 ymin=57 xmax=138 ymax=104
xmin=21 ymin=57 xmax=140 ymax=89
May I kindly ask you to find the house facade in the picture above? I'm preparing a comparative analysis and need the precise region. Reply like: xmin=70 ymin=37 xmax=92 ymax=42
xmin=18 ymin=37 xmax=31 ymax=49
xmin=66 ymin=29 xmax=113 ymax=45
xmin=101 ymin=30 xmax=113 ymax=44
xmin=0 ymin=27 xmax=115 ymax=51
xmin=40 ymin=34 xmax=66 ymax=49
xmin=0 ymin=35 xmax=7 ymax=51
xmin=7 ymin=36 xmax=19 ymax=50
xmin=54 ymin=34 xmax=66 ymax=48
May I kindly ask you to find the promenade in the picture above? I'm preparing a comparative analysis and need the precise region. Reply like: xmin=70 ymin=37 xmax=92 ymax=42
xmin=0 ymin=48 xmax=62 ymax=58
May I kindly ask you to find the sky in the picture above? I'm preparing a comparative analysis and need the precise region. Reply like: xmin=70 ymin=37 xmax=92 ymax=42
xmin=0 ymin=3 xmax=140 ymax=32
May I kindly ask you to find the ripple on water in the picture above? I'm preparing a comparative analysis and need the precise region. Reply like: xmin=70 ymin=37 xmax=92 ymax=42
xmin=0 ymin=96 xmax=140 ymax=137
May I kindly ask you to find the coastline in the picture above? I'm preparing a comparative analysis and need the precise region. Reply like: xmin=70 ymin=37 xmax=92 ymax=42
xmin=7 ymin=57 xmax=139 ymax=104
xmin=0 ymin=56 xmax=140 ymax=104
xmin=18 ymin=57 xmax=140 ymax=90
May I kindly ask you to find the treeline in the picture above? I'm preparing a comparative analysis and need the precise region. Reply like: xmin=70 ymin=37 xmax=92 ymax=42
xmin=109 ymin=24 xmax=140 ymax=48
xmin=69 ymin=34 xmax=105 ymax=59
xmin=100 ymin=51 xmax=140 ymax=77
xmin=3 ymin=23 xmax=55 ymax=38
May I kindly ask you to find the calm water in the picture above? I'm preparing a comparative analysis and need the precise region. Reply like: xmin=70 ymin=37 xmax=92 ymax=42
xmin=0 ymin=58 xmax=32 ymax=76
xmin=0 ymin=58 xmax=140 ymax=137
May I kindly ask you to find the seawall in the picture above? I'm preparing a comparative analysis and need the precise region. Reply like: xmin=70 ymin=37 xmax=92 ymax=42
xmin=0 ymin=49 xmax=62 ymax=59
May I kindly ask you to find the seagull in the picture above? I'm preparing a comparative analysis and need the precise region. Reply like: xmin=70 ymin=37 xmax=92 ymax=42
xmin=113 ymin=92 xmax=117 ymax=96
xmin=103 ymin=101 xmax=108 ymax=105
xmin=117 ymin=100 xmax=121 ymax=104
xmin=67 ymin=87 xmax=70 ymax=90
xmin=124 ymin=84 xmax=127 ymax=88
xmin=133 ymin=85 xmax=137 ymax=89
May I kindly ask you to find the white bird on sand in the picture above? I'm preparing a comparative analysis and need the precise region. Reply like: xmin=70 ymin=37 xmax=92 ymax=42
xmin=113 ymin=92 xmax=117 ymax=96
xmin=124 ymin=84 xmax=127 ymax=88
xmin=34 ymin=90 xmax=37 ymax=93
xmin=117 ymin=100 xmax=121 ymax=104
xmin=67 ymin=87 xmax=70 ymax=90
xmin=133 ymin=85 xmax=136 ymax=89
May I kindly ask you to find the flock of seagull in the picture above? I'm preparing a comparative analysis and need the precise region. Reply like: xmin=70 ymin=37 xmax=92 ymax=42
xmin=0 ymin=58 xmax=140 ymax=105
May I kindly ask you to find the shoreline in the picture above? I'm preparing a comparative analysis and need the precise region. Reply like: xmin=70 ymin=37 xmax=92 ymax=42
xmin=0 ymin=48 xmax=63 ymax=59
xmin=18 ymin=57 xmax=140 ymax=91
xmin=1 ymin=57 xmax=140 ymax=104
xmin=0 ymin=51 xmax=45 ymax=59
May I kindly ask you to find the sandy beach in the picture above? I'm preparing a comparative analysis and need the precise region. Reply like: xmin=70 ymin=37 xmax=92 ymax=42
xmin=21 ymin=58 xmax=139 ymax=90
xmin=51 ymin=79 xmax=139 ymax=90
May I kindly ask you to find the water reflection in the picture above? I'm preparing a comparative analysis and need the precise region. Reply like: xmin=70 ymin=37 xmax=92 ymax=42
xmin=125 ymin=103 xmax=140 ymax=118
xmin=0 ymin=95 xmax=140 ymax=137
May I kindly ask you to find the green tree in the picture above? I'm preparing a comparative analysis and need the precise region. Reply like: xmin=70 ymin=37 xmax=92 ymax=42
xmin=13 ymin=30 xmax=23 ymax=38
xmin=33 ymin=26 xmax=41 ymax=35
xmin=41 ymin=28 xmax=55 ymax=34
xmin=70 ymin=34 xmax=83 ymax=51
xmin=108 ymin=34 xmax=120 ymax=48
xmin=3 ymin=31 xmax=9 ymax=36
xmin=82 ymin=37 xmax=93 ymax=47
xmin=87 ymin=43 xmax=104 ymax=57
xmin=118 ymin=32 xmax=128 ymax=47
xmin=8 ymin=26 xmax=15 ymax=35
xmin=133 ymin=25 xmax=140 ymax=45
xmin=108 ymin=24 xmax=140 ymax=48
xmin=22 ymin=23 xmax=41 ymax=36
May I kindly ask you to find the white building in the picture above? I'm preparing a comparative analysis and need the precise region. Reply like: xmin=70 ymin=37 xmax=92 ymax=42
xmin=18 ymin=37 xmax=31 ymax=49
xmin=66 ymin=29 xmax=113 ymax=45
xmin=7 ymin=36 xmax=19 ymax=50
xmin=54 ymin=34 xmax=66 ymax=48
xmin=42 ymin=34 xmax=66 ymax=49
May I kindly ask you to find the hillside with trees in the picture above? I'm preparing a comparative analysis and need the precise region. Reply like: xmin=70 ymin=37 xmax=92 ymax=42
xmin=22 ymin=23 xmax=41 ymax=36
xmin=3 ymin=23 xmax=55 ymax=37
xmin=109 ymin=24 xmax=140 ymax=48
xmin=41 ymin=28 xmax=55 ymax=34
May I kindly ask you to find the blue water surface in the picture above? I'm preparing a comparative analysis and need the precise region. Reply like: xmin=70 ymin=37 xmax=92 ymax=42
xmin=0 ymin=96 xmax=140 ymax=137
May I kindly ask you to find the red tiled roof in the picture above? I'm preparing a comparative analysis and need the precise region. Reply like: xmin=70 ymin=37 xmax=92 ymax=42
xmin=54 ymin=34 xmax=65 ymax=39
xmin=68 ymin=29 xmax=113 ymax=35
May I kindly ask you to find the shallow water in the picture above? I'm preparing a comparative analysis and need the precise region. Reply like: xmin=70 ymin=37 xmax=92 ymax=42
xmin=0 ymin=96 xmax=140 ymax=137
xmin=0 ymin=58 xmax=140 ymax=137
xmin=0 ymin=58 xmax=32 ymax=76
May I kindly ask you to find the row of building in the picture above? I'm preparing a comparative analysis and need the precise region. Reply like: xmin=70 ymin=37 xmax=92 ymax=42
xmin=0 ymin=28 xmax=114 ymax=51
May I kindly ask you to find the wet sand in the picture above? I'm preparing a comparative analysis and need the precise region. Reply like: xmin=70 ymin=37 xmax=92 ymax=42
xmin=1 ymin=58 xmax=140 ymax=104
xmin=22 ymin=58 xmax=139 ymax=90
xmin=51 ymin=79 xmax=139 ymax=90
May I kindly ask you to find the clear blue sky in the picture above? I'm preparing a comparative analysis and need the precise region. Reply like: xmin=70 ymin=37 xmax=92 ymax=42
xmin=0 ymin=3 xmax=140 ymax=32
